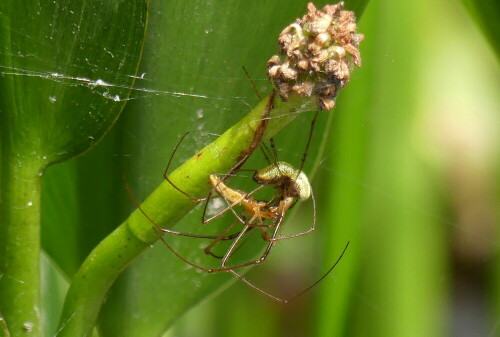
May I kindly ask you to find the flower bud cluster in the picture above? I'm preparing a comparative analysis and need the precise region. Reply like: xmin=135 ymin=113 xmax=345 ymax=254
xmin=268 ymin=2 xmax=364 ymax=110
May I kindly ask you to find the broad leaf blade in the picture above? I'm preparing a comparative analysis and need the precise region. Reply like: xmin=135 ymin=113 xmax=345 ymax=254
xmin=0 ymin=0 xmax=147 ymax=165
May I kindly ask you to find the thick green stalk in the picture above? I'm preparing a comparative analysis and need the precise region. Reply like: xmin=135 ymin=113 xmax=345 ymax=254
xmin=0 ymin=152 xmax=43 ymax=337
xmin=57 ymin=93 xmax=316 ymax=337
xmin=0 ymin=310 xmax=10 ymax=337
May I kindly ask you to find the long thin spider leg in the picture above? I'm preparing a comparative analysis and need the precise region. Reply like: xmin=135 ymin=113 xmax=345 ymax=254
xmin=215 ymin=223 xmax=257 ymax=271
xmin=272 ymin=189 xmax=317 ymax=241
xmin=220 ymin=222 xmax=266 ymax=269
xmin=260 ymin=226 xmax=272 ymax=241
xmin=242 ymin=66 xmax=262 ymax=101
xmin=150 ymin=209 xmax=278 ymax=273
xmin=156 ymin=235 xmax=216 ymax=273
xmin=242 ymin=68 xmax=275 ymax=177
xmin=260 ymin=200 xmax=289 ymax=242
xmin=162 ymin=131 xmax=207 ymax=203
xmin=228 ymin=241 xmax=350 ymax=304
xmin=215 ymin=223 xmax=257 ymax=261
xmin=228 ymin=269 xmax=286 ymax=302
xmin=122 ymin=170 xmax=238 ymax=240
xmin=297 ymin=110 xmax=319 ymax=176
xmin=259 ymin=142 xmax=273 ymax=166
xmin=204 ymin=220 xmax=239 ymax=259
xmin=220 ymin=221 xmax=254 ymax=265
xmin=155 ymin=228 xmax=275 ymax=274
xmin=199 ymin=174 xmax=249 ymax=226
xmin=211 ymin=223 xmax=255 ymax=260
xmin=283 ymin=241 xmax=350 ymax=302
xmin=220 ymin=206 xmax=286 ymax=270
xmin=223 ymin=89 xmax=276 ymax=180
xmin=218 ymin=211 xmax=286 ymax=298
xmin=202 ymin=188 xmax=247 ymax=224
xmin=203 ymin=182 xmax=254 ymax=226
xmin=269 ymin=137 xmax=280 ymax=166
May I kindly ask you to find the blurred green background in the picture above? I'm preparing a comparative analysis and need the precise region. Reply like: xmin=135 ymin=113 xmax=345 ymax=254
xmin=2 ymin=0 xmax=497 ymax=336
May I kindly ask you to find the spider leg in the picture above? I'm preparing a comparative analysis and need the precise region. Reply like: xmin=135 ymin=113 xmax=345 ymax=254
xmin=228 ymin=241 xmax=350 ymax=304
xmin=162 ymin=131 xmax=207 ymax=203
xmin=297 ymin=110 xmax=319 ymax=176
xmin=154 ymin=216 xmax=275 ymax=274
xmin=122 ymin=170 xmax=238 ymax=240
xmin=242 ymin=66 xmax=261 ymax=101
xmin=154 ymin=231 xmax=262 ymax=274
xmin=204 ymin=219 xmax=239 ymax=259
xmin=216 ymin=189 xmax=344 ymax=303
xmin=201 ymin=187 xmax=245 ymax=224
xmin=220 ymin=206 xmax=285 ymax=270
xmin=272 ymin=189 xmax=317 ymax=242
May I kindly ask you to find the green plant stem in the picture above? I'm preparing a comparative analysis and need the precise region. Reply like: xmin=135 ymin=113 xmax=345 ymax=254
xmin=0 ymin=153 xmax=43 ymax=337
xmin=57 ymin=93 xmax=316 ymax=337
xmin=0 ymin=310 xmax=11 ymax=337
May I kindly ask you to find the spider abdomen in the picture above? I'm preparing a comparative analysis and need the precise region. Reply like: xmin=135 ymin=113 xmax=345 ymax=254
xmin=253 ymin=161 xmax=311 ymax=200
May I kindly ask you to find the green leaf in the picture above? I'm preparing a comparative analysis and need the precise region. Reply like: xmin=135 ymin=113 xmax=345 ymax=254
xmin=0 ymin=0 xmax=147 ymax=166
xmin=40 ymin=1 xmax=368 ymax=336
xmin=342 ymin=1 xmax=448 ymax=336
xmin=461 ymin=0 xmax=500 ymax=57
xmin=0 ymin=0 xmax=147 ymax=335
xmin=314 ymin=23 xmax=372 ymax=337
xmin=40 ymin=253 xmax=68 ymax=337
